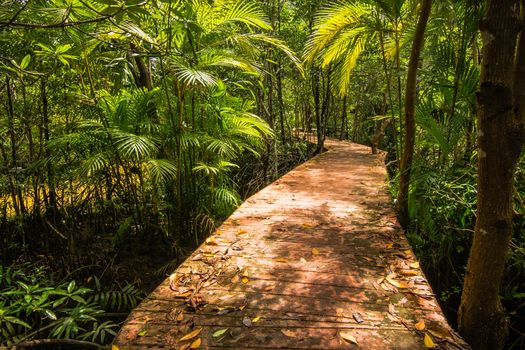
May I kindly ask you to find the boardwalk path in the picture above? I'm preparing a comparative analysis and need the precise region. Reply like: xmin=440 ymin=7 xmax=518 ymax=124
xmin=114 ymin=139 xmax=466 ymax=349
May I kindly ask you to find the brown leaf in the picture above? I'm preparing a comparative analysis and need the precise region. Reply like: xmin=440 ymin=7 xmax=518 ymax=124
xmin=275 ymin=257 xmax=289 ymax=263
xmin=179 ymin=328 xmax=202 ymax=342
xmin=281 ymin=329 xmax=296 ymax=337
xmin=178 ymin=344 xmax=191 ymax=350
xmin=177 ymin=311 xmax=185 ymax=322
xmin=428 ymin=325 xmax=452 ymax=339
xmin=264 ymin=285 xmax=274 ymax=292
xmin=352 ymin=312 xmax=364 ymax=323
xmin=400 ymin=269 xmax=418 ymax=276
xmin=311 ymin=248 xmax=320 ymax=255
xmin=388 ymin=303 xmax=396 ymax=315
xmin=231 ymin=275 xmax=239 ymax=284
xmin=386 ymin=277 xmax=410 ymax=289
xmin=339 ymin=331 xmax=358 ymax=345
xmin=415 ymin=320 xmax=426 ymax=331
xmin=237 ymin=228 xmax=248 ymax=235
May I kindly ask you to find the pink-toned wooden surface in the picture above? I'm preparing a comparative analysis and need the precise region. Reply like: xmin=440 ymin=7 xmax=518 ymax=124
xmin=114 ymin=139 xmax=467 ymax=349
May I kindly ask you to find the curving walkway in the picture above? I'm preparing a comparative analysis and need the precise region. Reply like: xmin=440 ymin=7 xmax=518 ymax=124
xmin=114 ymin=138 xmax=468 ymax=349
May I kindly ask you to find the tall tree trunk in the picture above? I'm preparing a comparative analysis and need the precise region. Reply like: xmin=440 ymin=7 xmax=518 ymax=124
xmin=396 ymin=0 xmax=432 ymax=228
xmin=41 ymin=80 xmax=57 ymax=217
xmin=458 ymin=1 xmax=525 ymax=348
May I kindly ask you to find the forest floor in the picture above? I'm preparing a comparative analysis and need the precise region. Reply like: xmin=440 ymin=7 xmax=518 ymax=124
xmin=113 ymin=138 xmax=469 ymax=349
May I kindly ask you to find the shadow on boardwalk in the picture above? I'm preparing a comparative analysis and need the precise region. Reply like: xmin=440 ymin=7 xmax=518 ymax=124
xmin=114 ymin=139 xmax=469 ymax=350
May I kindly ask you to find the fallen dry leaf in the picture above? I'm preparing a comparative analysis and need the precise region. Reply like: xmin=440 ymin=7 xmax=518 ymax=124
xmin=339 ymin=331 xmax=358 ymax=345
xmin=415 ymin=320 xmax=426 ymax=331
xmin=275 ymin=258 xmax=289 ymax=263
xmin=352 ymin=312 xmax=364 ymax=324
xmin=300 ymin=257 xmax=307 ymax=263
xmin=112 ymin=346 xmax=120 ymax=350
xmin=428 ymin=325 xmax=452 ymax=339
xmin=264 ymin=285 xmax=274 ymax=292
xmin=281 ymin=329 xmax=296 ymax=337
xmin=205 ymin=237 xmax=217 ymax=245
xmin=388 ymin=303 xmax=396 ymax=315
xmin=386 ymin=277 xmax=410 ymax=289
xmin=178 ymin=344 xmax=191 ymax=350
xmin=231 ymin=275 xmax=239 ymax=284
xmin=410 ymin=261 xmax=420 ymax=269
xmin=312 ymin=248 xmax=320 ymax=255
xmin=252 ymin=316 xmax=261 ymax=323
xmin=177 ymin=311 xmax=184 ymax=322
xmin=179 ymin=328 xmax=202 ymax=342
xmin=242 ymin=276 xmax=249 ymax=284
xmin=237 ymin=228 xmax=248 ymax=235
xmin=423 ymin=333 xmax=436 ymax=348
xmin=190 ymin=337 xmax=201 ymax=348
xmin=302 ymin=223 xmax=312 ymax=229
xmin=242 ymin=316 xmax=252 ymax=327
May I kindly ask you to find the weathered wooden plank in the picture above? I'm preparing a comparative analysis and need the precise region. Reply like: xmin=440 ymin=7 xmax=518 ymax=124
xmin=113 ymin=139 xmax=468 ymax=349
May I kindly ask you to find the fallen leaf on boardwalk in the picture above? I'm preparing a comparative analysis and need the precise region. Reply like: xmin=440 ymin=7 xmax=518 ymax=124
xmin=428 ymin=325 xmax=452 ymax=339
xmin=281 ymin=329 xmax=296 ymax=337
xmin=362 ymin=256 xmax=373 ymax=262
xmin=386 ymin=277 xmax=410 ymax=289
xmin=177 ymin=311 xmax=185 ymax=322
xmin=302 ymin=223 xmax=312 ymax=229
xmin=190 ymin=338 xmax=201 ymax=348
xmin=112 ymin=346 xmax=120 ymax=350
xmin=175 ymin=291 xmax=193 ymax=298
xmin=137 ymin=328 xmax=147 ymax=337
xmin=400 ymin=269 xmax=418 ymax=276
xmin=212 ymin=328 xmax=228 ymax=337
xmin=352 ymin=312 xmax=364 ymax=323
xmin=242 ymin=317 xmax=252 ymax=327
xmin=410 ymin=261 xmax=420 ymax=269
xmin=339 ymin=331 xmax=358 ymax=345
xmin=205 ymin=237 xmax=217 ymax=245
xmin=415 ymin=320 xmax=426 ymax=331
xmin=388 ymin=303 xmax=396 ymax=315
xmin=264 ymin=285 xmax=274 ymax=292
xmin=385 ymin=243 xmax=394 ymax=249
xmin=238 ymin=304 xmax=247 ymax=311
xmin=178 ymin=344 xmax=191 ymax=350
xmin=237 ymin=228 xmax=248 ymax=235
xmin=275 ymin=258 xmax=289 ymax=263
xmin=179 ymin=328 xmax=202 ymax=342
xmin=252 ymin=316 xmax=261 ymax=323
xmin=242 ymin=276 xmax=249 ymax=284
xmin=300 ymin=258 xmax=307 ymax=263
xmin=423 ymin=333 xmax=436 ymax=348
xmin=231 ymin=275 xmax=239 ymax=283
xmin=312 ymin=248 xmax=320 ymax=255
xmin=202 ymin=253 xmax=215 ymax=258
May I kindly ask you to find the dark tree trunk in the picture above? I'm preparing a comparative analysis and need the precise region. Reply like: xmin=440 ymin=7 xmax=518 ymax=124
xmin=340 ymin=96 xmax=347 ymax=140
xmin=396 ymin=0 xmax=432 ymax=228
xmin=458 ymin=1 xmax=525 ymax=349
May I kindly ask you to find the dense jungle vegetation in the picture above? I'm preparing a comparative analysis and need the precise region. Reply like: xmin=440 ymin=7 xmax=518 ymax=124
xmin=1 ymin=0 xmax=524 ymax=349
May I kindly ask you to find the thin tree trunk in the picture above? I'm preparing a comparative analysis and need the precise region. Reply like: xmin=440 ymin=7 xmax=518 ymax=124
xmin=396 ymin=0 xmax=432 ymax=228
xmin=340 ymin=96 xmax=347 ymax=140
xmin=458 ymin=1 xmax=525 ymax=348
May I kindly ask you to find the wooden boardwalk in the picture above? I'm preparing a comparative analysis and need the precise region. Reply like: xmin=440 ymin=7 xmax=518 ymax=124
xmin=114 ymin=139 xmax=467 ymax=349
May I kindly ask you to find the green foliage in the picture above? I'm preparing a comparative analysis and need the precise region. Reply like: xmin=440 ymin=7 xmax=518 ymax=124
xmin=0 ymin=264 xmax=141 ymax=346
